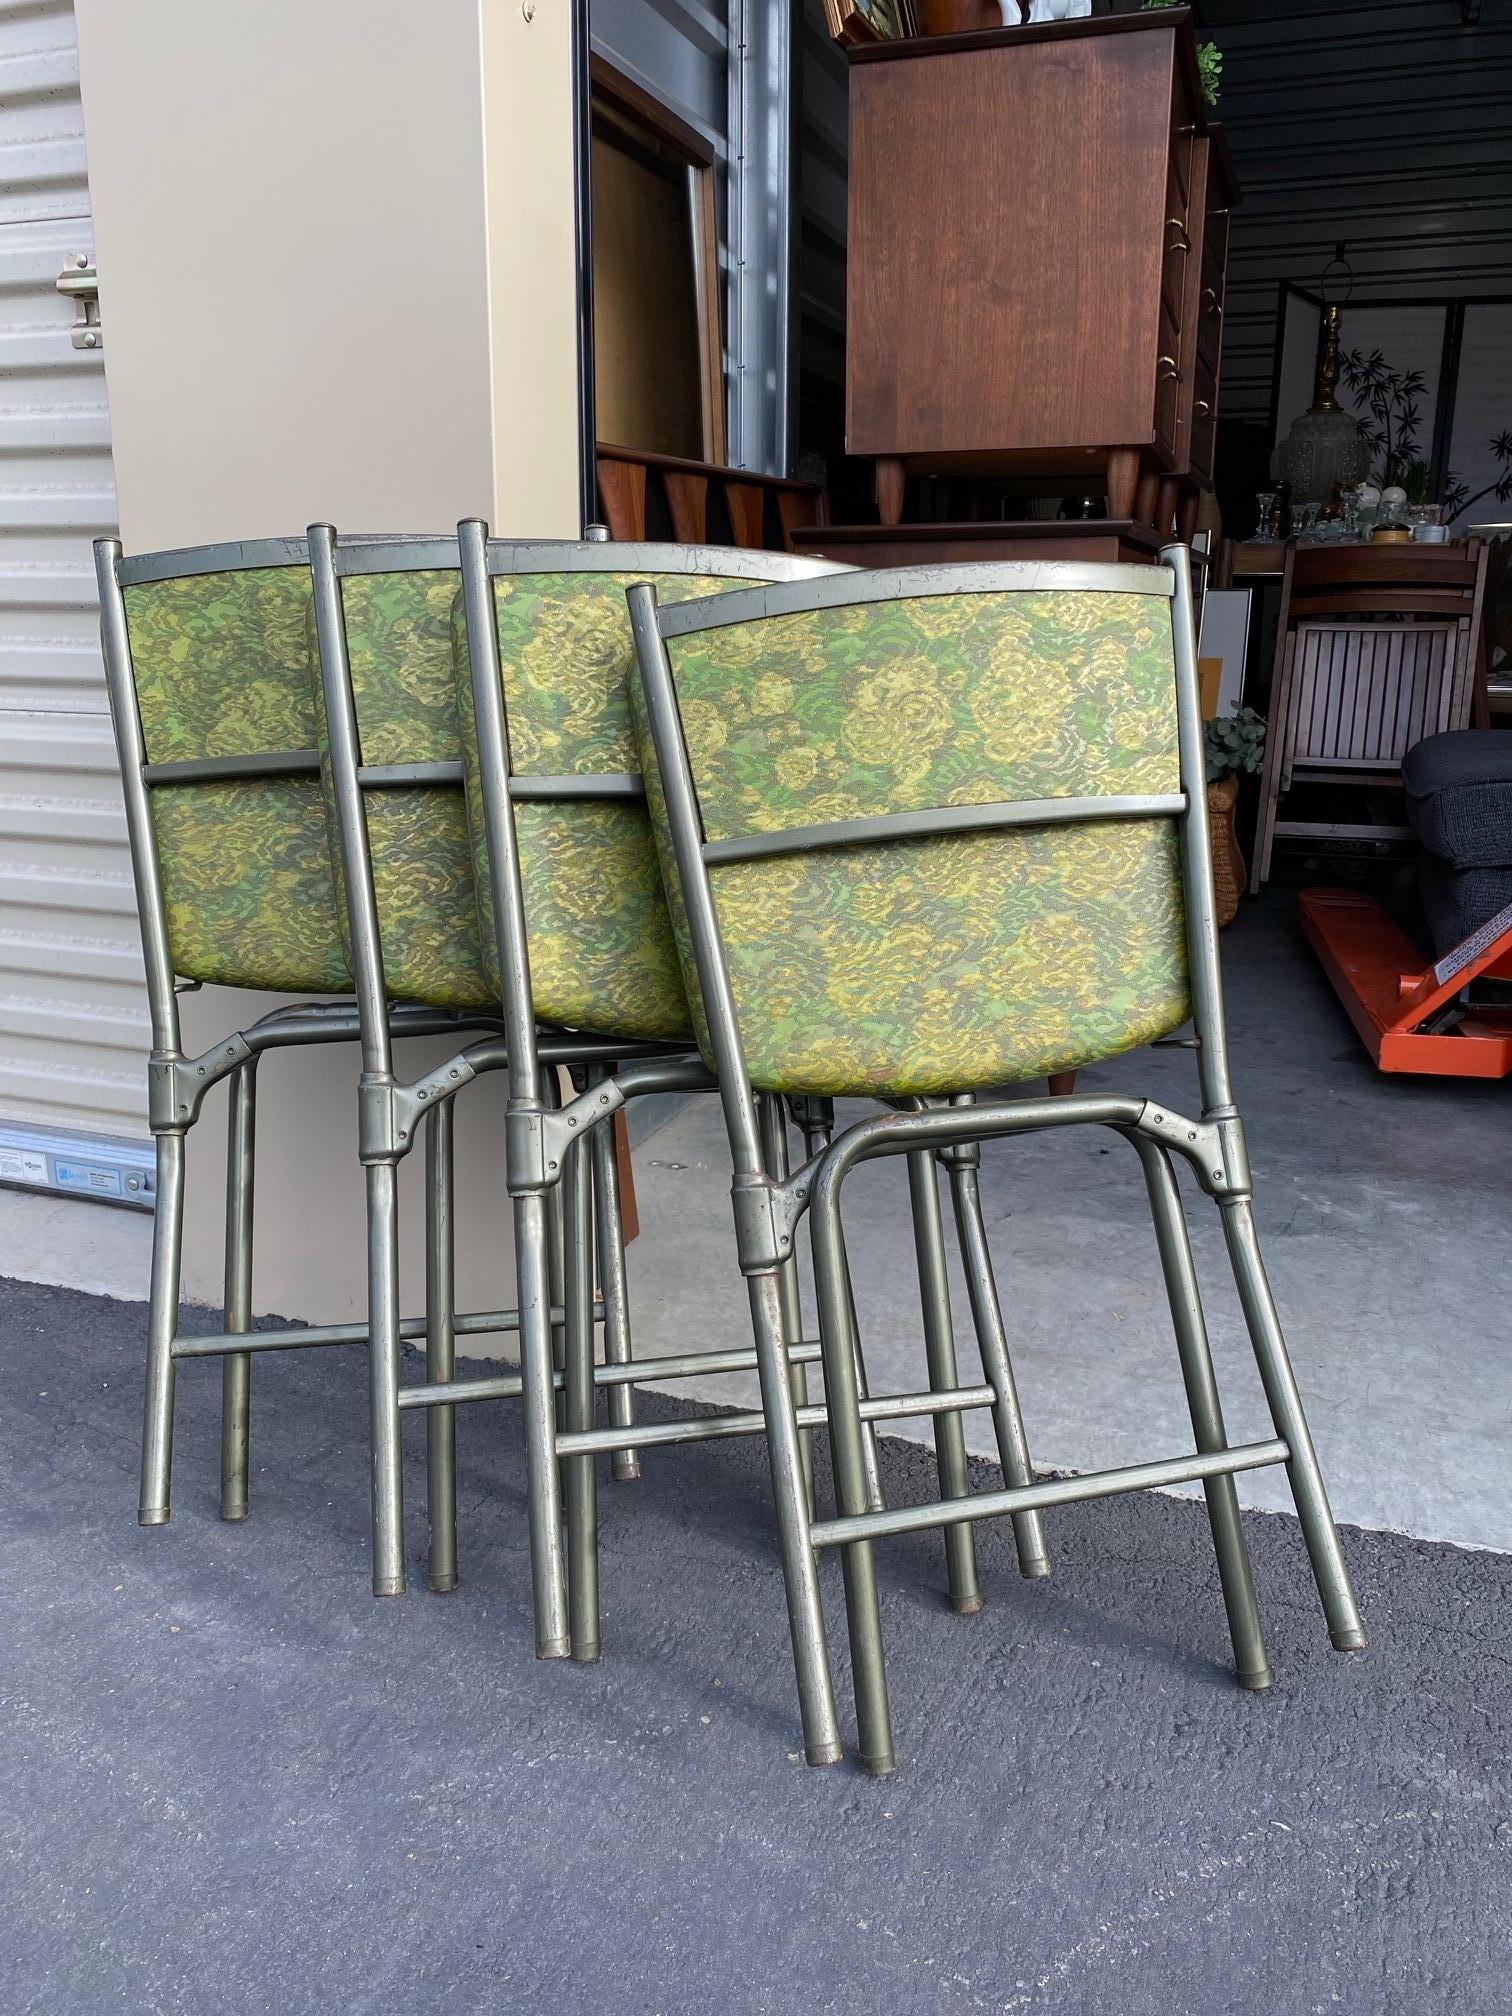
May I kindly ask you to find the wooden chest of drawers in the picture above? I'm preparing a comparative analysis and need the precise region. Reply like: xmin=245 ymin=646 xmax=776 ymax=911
xmin=844 ymin=9 xmax=1235 ymax=527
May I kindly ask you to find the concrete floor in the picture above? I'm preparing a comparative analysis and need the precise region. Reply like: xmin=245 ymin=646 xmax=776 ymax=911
xmin=5 ymin=1272 xmax=1512 ymax=2016
xmin=6 ymin=889 xmax=1510 ymax=1550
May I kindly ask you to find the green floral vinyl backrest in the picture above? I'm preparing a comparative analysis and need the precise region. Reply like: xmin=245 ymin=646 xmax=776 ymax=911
xmin=452 ymin=569 xmax=784 ymax=1043
xmin=632 ymin=585 xmax=1194 ymax=1097
xmin=314 ymin=570 xmax=494 ymax=1012
xmin=123 ymin=565 xmax=353 ymax=994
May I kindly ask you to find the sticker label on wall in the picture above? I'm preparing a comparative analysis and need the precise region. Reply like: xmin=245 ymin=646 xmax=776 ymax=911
xmin=54 ymin=1159 xmax=125 ymax=1198
xmin=0 ymin=1147 xmax=49 ymax=1186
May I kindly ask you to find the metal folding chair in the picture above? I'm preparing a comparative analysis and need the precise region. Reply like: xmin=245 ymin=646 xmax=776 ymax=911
xmin=450 ymin=524 xmax=1050 ymax=1669
xmin=94 ymin=536 xmax=510 ymax=1561
xmin=628 ymin=546 xmax=1365 ymax=1772
xmin=303 ymin=528 xmax=683 ymax=1602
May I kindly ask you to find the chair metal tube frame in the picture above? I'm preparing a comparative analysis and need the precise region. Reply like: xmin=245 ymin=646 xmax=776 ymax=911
xmin=425 ymin=1098 xmax=459 ymax=1594
xmin=940 ymin=1128 xmax=1051 ymax=1582
xmin=455 ymin=526 xmax=847 ymax=1751
xmin=590 ymin=1066 xmax=641 ymax=1483
xmin=219 ymin=1058 xmax=256 ymax=1523
xmin=629 ymin=544 xmax=1365 ymax=1769
xmin=906 ymin=1149 xmax=981 ymax=1616
xmin=97 ymin=536 xmax=508 ymax=1547
xmin=308 ymin=526 xmax=694 ymax=1605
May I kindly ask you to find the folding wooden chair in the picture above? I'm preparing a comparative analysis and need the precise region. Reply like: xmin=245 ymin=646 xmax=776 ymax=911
xmin=1250 ymin=541 xmax=1490 ymax=892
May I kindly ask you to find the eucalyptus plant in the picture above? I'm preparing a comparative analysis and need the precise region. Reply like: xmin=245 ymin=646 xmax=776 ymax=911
xmin=1205 ymin=707 xmax=1266 ymax=786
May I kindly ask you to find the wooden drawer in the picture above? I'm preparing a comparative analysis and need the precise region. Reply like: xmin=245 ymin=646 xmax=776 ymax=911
xmin=1188 ymin=352 xmax=1218 ymax=482
xmin=1155 ymin=292 xmax=1184 ymax=461
xmin=1195 ymin=279 xmax=1224 ymax=379
xmin=1158 ymin=172 xmax=1191 ymax=391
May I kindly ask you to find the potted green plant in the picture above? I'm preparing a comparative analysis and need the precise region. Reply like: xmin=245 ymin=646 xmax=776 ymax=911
xmin=1141 ymin=0 xmax=1222 ymax=106
xmin=1204 ymin=706 xmax=1265 ymax=924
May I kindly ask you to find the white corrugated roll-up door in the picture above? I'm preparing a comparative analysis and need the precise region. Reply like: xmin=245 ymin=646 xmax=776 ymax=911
xmin=0 ymin=0 xmax=152 ymax=1202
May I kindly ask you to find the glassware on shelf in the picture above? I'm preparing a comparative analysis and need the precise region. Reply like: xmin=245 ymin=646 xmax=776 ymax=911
xmin=1254 ymin=491 xmax=1281 ymax=540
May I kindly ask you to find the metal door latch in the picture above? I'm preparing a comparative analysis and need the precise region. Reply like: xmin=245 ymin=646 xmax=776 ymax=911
xmin=56 ymin=254 xmax=101 ymax=349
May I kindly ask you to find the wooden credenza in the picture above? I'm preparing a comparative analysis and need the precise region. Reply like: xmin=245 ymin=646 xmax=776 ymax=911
xmin=845 ymin=9 xmax=1235 ymax=531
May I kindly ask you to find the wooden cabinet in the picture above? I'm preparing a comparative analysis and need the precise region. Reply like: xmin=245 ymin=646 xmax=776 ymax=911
xmin=1180 ymin=135 xmax=1234 ymax=486
xmin=844 ymin=10 xmax=1235 ymax=525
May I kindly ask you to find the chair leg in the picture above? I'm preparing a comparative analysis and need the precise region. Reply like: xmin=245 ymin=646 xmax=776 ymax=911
xmin=219 ymin=1062 xmax=256 ymax=1524
xmin=746 ymin=1266 xmax=843 ymax=1767
xmin=906 ymin=1151 xmax=981 ymax=1615
xmin=139 ymin=1128 xmax=185 ymax=1526
xmin=945 ymin=1160 xmax=1051 ymax=1579
xmin=1131 ymin=1137 xmax=1271 ymax=1689
xmin=810 ymin=1179 xmax=896 ymax=1776
xmin=563 ymin=1133 xmax=600 ymax=1662
xmin=760 ymin=1095 xmax=814 ymax=1509
xmin=546 ymin=1164 xmax=568 ymax=1431
xmin=1220 ymin=1197 xmax=1364 ymax=1652
xmin=366 ymin=1160 xmax=406 ymax=1597
xmin=791 ymin=1097 xmax=883 ymax=1510
xmin=425 ymin=1099 xmax=458 ymax=1594
xmin=842 ymin=1250 xmax=887 ymax=1515
xmin=591 ymin=1096 xmax=640 ymax=1483
xmin=514 ymin=1187 xmax=571 ymax=1659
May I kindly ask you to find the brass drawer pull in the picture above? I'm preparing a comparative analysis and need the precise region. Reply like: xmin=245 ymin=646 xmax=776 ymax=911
xmin=1203 ymin=288 xmax=1223 ymax=319
xmin=1157 ymin=356 xmax=1181 ymax=383
xmin=1193 ymin=398 xmax=1212 ymax=418
xmin=1166 ymin=218 xmax=1190 ymax=254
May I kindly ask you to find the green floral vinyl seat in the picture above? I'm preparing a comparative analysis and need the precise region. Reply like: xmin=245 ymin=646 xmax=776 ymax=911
xmin=124 ymin=566 xmax=352 ymax=994
xmin=632 ymin=587 xmax=1194 ymax=1096
xmin=452 ymin=569 xmax=797 ymax=1044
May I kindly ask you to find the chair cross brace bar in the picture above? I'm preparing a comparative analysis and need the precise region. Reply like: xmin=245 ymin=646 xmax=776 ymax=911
xmin=396 ymin=1339 xmax=828 ymax=1413
xmin=170 ymin=1302 xmax=589 ymax=1360
xmin=556 ymin=1379 xmax=995 ymax=1458
xmin=508 ymin=773 xmax=644 ymax=802
xmin=142 ymin=750 xmax=320 ymax=785
xmin=810 ymin=1438 xmax=1290 ymax=1549
xmin=357 ymin=761 xmax=464 ymax=788
xmin=701 ymin=793 xmax=1187 ymax=866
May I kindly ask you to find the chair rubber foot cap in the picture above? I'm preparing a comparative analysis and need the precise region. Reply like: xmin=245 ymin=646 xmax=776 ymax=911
xmin=861 ymin=1753 xmax=898 ymax=1780
xmin=219 ymin=1507 xmax=248 ymax=1525
xmin=1238 ymin=1666 xmax=1274 ymax=1692
xmin=537 ymin=1639 xmax=573 ymax=1661
xmin=951 ymin=1593 xmax=985 ymax=1617
xmin=805 ymin=1743 xmax=844 ymax=1768
xmin=1330 ymin=1628 xmax=1366 ymax=1653
xmin=428 ymin=1575 xmax=459 ymax=1596
xmin=571 ymin=1642 xmax=602 ymax=1665
xmin=612 ymin=1460 xmax=642 ymax=1483
xmin=372 ymin=1577 xmax=406 ymax=1598
xmin=1020 ymin=1558 xmax=1052 ymax=1580
xmin=138 ymin=1508 xmax=170 ymax=1527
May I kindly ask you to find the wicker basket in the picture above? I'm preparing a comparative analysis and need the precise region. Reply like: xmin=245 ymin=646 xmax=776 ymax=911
xmin=1207 ymin=775 xmax=1245 ymax=927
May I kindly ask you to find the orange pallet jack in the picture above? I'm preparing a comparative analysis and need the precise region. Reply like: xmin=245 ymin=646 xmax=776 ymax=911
xmin=1298 ymin=886 xmax=1512 ymax=1078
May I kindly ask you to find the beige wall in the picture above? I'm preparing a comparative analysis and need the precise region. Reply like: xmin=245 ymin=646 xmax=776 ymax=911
xmin=74 ymin=0 xmax=580 ymax=1317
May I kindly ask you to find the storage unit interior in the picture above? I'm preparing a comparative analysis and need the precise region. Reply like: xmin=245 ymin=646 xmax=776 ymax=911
xmin=577 ymin=0 xmax=1512 ymax=1552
